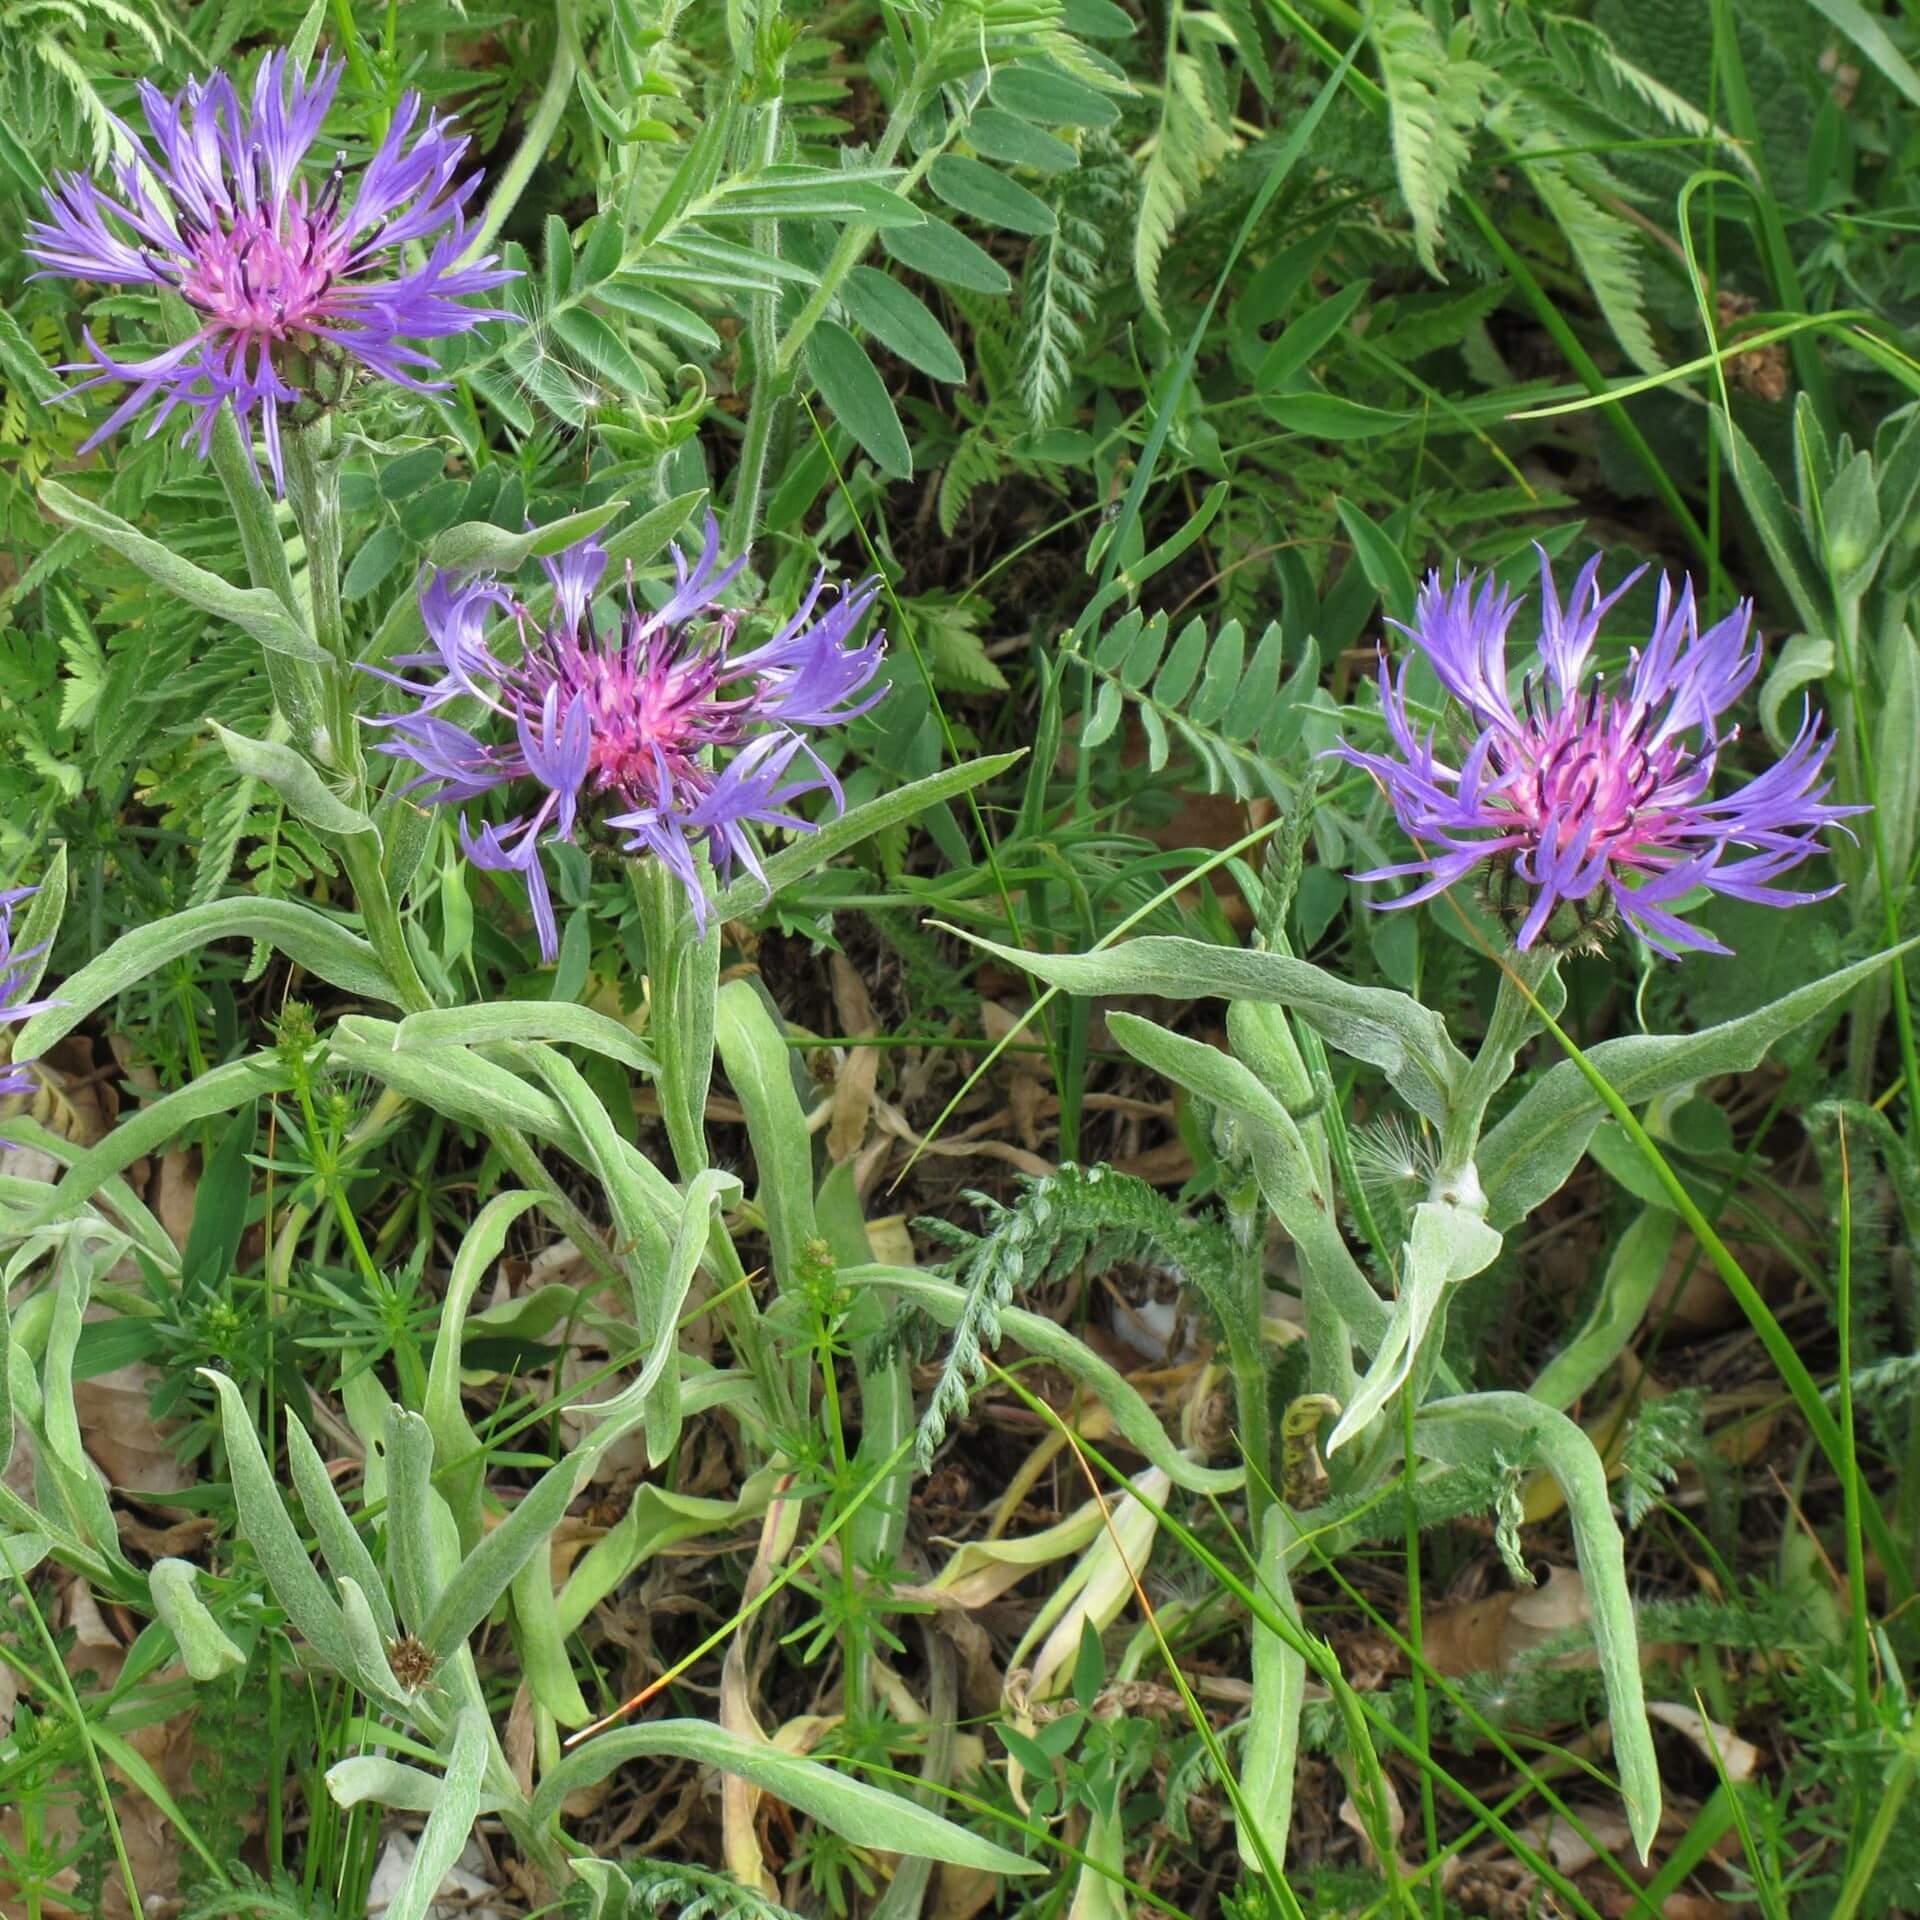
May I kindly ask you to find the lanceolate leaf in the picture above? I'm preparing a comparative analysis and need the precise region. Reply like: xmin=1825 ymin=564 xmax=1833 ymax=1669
xmin=1479 ymin=942 xmax=1917 ymax=1226
xmin=947 ymin=930 xmax=1469 ymax=1124
xmin=367 ymin=1711 xmax=491 ymax=1920
xmin=39 ymin=481 xmax=322 ymax=662
xmin=841 ymin=268 xmax=966 ymax=383
xmin=203 ymin=1372 xmax=354 ymax=1674
xmin=706 ymin=753 xmax=1024 ymax=925
xmin=17 ymin=900 xmax=393 ymax=1056
xmin=530 ymin=1720 xmax=1040 ymax=1873
xmin=1415 ymin=1394 xmax=1660 ymax=1859
xmin=213 ymin=725 xmax=375 ymax=840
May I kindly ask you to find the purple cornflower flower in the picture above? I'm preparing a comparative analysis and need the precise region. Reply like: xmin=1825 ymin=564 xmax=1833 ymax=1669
xmin=1333 ymin=552 xmax=1863 ymax=956
xmin=0 ymin=889 xmax=59 ymax=1101
xmin=25 ymin=53 xmax=513 ymax=490
xmin=371 ymin=518 xmax=886 ymax=961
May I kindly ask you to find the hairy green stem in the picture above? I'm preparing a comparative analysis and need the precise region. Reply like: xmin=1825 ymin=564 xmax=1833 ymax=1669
xmin=179 ymin=298 xmax=329 ymax=754
xmin=632 ymin=860 xmax=720 ymax=1179
xmin=1438 ymin=944 xmax=1559 ymax=1182
xmin=284 ymin=420 xmax=346 ymax=661
xmin=1831 ymin=1754 xmax=1914 ymax=1920
xmin=279 ymin=423 xmax=435 ymax=1014
xmin=726 ymin=76 xmax=792 ymax=553
xmin=461 ymin=0 xmax=578 ymax=266
xmin=770 ymin=81 xmax=952 ymax=382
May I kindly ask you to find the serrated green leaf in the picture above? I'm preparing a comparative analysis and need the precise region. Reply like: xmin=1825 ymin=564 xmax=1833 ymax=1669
xmin=1371 ymin=5 xmax=1489 ymax=278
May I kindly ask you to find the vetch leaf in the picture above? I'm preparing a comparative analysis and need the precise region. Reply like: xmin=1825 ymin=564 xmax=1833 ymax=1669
xmin=553 ymin=308 xmax=655 ymax=398
xmin=808 ymin=322 xmax=912 ymax=479
xmin=595 ymin=282 xmax=723 ymax=349
xmin=342 ymin=525 xmax=407 ymax=601
xmin=965 ymin=108 xmax=1078 ymax=172
xmin=991 ymin=62 xmax=1123 ymax=128
xmin=879 ymin=218 xmax=1013 ymax=294
xmin=841 ymin=268 xmax=966 ymax=383
xmin=928 ymin=156 xmax=1057 ymax=235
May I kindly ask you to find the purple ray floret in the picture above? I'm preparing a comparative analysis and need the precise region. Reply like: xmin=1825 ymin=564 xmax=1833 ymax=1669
xmin=25 ymin=53 xmax=514 ymax=490
xmin=371 ymin=517 xmax=886 ymax=961
xmin=1332 ymin=551 xmax=1865 ymax=956
xmin=0 ymin=888 xmax=60 ymax=1101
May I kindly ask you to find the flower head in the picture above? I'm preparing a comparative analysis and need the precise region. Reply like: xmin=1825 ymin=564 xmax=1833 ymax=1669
xmin=25 ymin=53 xmax=513 ymax=489
xmin=0 ymin=888 xmax=59 ymax=1100
xmin=371 ymin=517 xmax=886 ymax=960
xmin=1333 ymin=552 xmax=1863 ymax=956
